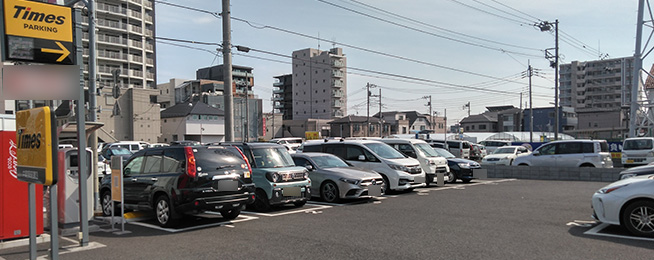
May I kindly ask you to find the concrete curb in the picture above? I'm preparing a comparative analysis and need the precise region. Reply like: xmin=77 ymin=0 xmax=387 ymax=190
xmin=484 ymin=165 xmax=622 ymax=182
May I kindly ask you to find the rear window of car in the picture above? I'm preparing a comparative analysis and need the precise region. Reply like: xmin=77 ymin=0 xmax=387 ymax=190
xmin=302 ymin=144 xmax=322 ymax=152
xmin=600 ymin=142 xmax=609 ymax=153
xmin=194 ymin=148 xmax=245 ymax=170
xmin=462 ymin=142 xmax=471 ymax=149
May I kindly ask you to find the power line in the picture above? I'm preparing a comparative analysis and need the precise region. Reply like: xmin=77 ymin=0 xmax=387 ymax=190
xmin=316 ymin=0 xmax=543 ymax=57
xmin=489 ymin=0 xmax=543 ymax=22
xmin=470 ymin=0 xmax=536 ymax=24
xmin=447 ymin=0 xmax=532 ymax=25
xmin=155 ymin=1 xmax=550 ymax=88
xmin=345 ymin=0 xmax=542 ymax=52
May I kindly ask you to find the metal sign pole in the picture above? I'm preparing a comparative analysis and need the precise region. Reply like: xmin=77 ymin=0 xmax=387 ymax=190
xmin=111 ymin=158 xmax=129 ymax=235
xmin=50 ymin=184 xmax=59 ymax=259
xmin=74 ymin=8 xmax=89 ymax=247
xmin=28 ymin=183 xmax=36 ymax=260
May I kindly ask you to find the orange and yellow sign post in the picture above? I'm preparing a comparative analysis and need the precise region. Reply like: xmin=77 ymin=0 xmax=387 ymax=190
xmin=15 ymin=106 xmax=57 ymax=186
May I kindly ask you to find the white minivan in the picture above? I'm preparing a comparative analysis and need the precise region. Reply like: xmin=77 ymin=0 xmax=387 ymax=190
xmin=301 ymin=139 xmax=427 ymax=192
xmin=381 ymin=138 xmax=450 ymax=185
xmin=622 ymin=137 xmax=654 ymax=167
xmin=512 ymin=139 xmax=613 ymax=168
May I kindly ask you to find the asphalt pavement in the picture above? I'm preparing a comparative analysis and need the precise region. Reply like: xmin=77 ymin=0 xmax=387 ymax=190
xmin=2 ymin=179 xmax=654 ymax=260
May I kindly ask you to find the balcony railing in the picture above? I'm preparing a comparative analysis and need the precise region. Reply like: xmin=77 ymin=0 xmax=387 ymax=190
xmin=128 ymin=9 xmax=142 ymax=19
xmin=332 ymin=70 xmax=344 ymax=78
xmin=145 ymin=43 xmax=154 ymax=51
xmin=273 ymin=89 xmax=284 ymax=94
xmin=273 ymin=82 xmax=284 ymax=87
xmin=129 ymin=55 xmax=143 ymax=62
xmin=96 ymin=3 xmax=126 ymax=15
xmin=332 ymin=60 xmax=345 ymax=67
xmin=145 ymin=29 xmax=153 ymax=37
xmin=98 ymin=50 xmax=127 ymax=60
xmin=129 ymin=39 xmax=143 ymax=48
xmin=332 ymin=90 xmax=343 ymax=97
xmin=146 ymin=72 xmax=155 ymax=79
xmin=146 ymin=58 xmax=154 ymax=65
xmin=332 ymin=80 xmax=344 ymax=88
xmin=331 ymin=100 xmax=343 ymax=107
xmin=96 ymin=19 xmax=126 ymax=30
xmin=128 ymin=24 xmax=143 ymax=34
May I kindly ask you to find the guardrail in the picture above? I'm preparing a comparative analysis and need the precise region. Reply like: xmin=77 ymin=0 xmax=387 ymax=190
xmin=485 ymin=165 xmax=623 ymax=182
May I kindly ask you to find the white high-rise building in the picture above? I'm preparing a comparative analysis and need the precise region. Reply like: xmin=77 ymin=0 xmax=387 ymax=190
xmin=290 ymin=48 xmax=346 ymax=120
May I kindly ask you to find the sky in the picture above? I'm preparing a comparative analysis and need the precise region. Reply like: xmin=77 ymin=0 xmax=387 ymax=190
xmin=154 ymin=0 xmax=644 ymax=124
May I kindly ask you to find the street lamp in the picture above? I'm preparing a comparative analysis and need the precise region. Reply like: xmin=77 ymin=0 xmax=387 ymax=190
xmin=536 ymin=20 xmax=559 ymax=140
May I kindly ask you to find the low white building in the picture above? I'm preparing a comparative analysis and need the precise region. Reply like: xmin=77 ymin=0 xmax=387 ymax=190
xmin=160 ymin=101 xmax=225 ymax=144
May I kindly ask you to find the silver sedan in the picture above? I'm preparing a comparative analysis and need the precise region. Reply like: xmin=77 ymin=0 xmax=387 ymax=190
xmin=292 ymin=153 xmax=385 ymax=203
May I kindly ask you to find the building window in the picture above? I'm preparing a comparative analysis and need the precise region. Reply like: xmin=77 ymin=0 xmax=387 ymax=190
xmin=479 ymin=125 xmax=486 ymax=130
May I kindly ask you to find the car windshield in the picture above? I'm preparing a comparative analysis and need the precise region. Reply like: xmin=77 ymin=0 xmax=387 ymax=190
xmin=311 ymin=155 xmax=349 ymax=168
xmin=251 ymin=147 xmax=295 ymax=168
xmin=493 ymin=147 xmax=516 ymax=154
xmin=110 ymin=148 xmax=132 ymax=155
xmin=415 ymin=143 xmax=441 ymax=157
xmin=363 ymin=143 xmax=406 ymax=159
xmin=433 ymin=148 xmax=456 ymax=159
xmin=623 ymin=139 xmax=653 ymax=150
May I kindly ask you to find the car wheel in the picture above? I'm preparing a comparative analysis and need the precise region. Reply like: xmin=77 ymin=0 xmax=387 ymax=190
xmin=220 ymin=208 xmax=241 ymax=220
xmin=381 ymin=175 xmax=393 ymax=195
xmin=252 ymin=189 xmax=271 ymax=212
xmin=155 ymin=195 xmax=177 ymax=227
xmin=580 ymin=163 xmax=595 ymax=168
xmin=622 ymin=200 xmax=654 ymax=238
xmin=293 ymin=200 xmax=307 ymax=207
xmin=101 ymin=190 xmax=117 ymax=216
xmin=446 ymin=171 xmax=456 ymax=183
xmin=320 ymin=181 xmax=340 ymax=203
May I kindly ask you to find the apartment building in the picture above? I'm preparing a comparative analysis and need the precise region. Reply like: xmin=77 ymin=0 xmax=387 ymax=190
xmin=84 ymin=0 xmax=156 ymax=89
xmin=273 ymin=74 xmax=293 ymax=120
xmin=291 ymin=48 xmax=347 ymax=120
xmin=560 ymin=57 xmax=634 ymax=138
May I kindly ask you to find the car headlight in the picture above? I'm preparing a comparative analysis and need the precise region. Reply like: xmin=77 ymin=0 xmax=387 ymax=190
xmin=622 ymin=154 xmax=628 ymax=159
xmin=266 ymin=172 xmax=280 ymax=182
xmin=389 ymin=164 xmax=409 ymax=172
xmin=597 ymin=184 xmax=629 ymax=194
xmin=619 ymin=173 xmax=636 ymax=180
xmin=425 ymin=159 xmax=436 ymax=165
xmin=457 ymin=162 xmax=471 ymax=169
xmin=303 ymin=170 xmax=309 ymax=179
xmin=500 ymin=156 xmax=510 ymax=160
xmin=339 ymin=178 xmax=360 ymax=185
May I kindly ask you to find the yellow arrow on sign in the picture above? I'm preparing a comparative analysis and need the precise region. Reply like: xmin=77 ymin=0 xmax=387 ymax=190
xmin=41 ymin=41 xmax=70 ymax=62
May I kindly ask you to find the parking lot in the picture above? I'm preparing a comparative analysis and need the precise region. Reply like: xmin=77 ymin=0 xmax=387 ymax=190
xmin=2 ymin=178 xmax=653 ymax=259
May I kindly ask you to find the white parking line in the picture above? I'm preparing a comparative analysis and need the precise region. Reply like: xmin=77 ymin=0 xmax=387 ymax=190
xmin=583 ymin=223 xmax=654 ymax=242
xmin=418 ymin=179 xmax=517 ymax=192
xmin=130 ymin=214 xmax=259 ymax=233
xmin=242 ymin=204 xmax=333 ymax=217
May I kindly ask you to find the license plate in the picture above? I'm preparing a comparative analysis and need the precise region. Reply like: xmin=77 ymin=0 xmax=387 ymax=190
xmin=414 ymin=176 xmax=426 ymax=184
xmin=368 ymin=185 xmax=382 ymax=197
xmin=473 ymin=169 xmax=487 ymax=179
xmin=282 ymin=186 xmax=302 ymax=197
xmin=217 ymin=179 xmax=238 ymax=191
xmin=626 ymin=160 xmax=634 ymax=163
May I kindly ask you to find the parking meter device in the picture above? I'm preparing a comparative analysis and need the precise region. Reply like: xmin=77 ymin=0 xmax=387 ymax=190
xmin=57 ymin=148 xmax=93 ymax=226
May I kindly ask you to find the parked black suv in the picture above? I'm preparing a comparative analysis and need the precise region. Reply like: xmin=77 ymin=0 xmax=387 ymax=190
xmin=100 ymin=145 xmax=255 ymax=227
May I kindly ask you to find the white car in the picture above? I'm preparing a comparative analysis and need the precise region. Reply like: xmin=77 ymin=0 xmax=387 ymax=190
xmin=481 ymin=146 xmax=530 ymax=166
xmin=512 ymin=140 xmax=613 ymax=168
xmin=592 ymin=175 xmax=654 ymax=237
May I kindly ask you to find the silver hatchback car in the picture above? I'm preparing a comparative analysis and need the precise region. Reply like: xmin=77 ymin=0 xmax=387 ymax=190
xmin=512 ymin=139 xmax=613 ymax=168
xmin=291 ymin=153 xmax=385 ymax=203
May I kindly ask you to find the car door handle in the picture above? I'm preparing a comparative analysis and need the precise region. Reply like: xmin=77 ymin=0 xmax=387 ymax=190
xmin=131 ymin=178 xmax=138 ymax=182
xmin=150 ymin=177 xmax=158 ymax=181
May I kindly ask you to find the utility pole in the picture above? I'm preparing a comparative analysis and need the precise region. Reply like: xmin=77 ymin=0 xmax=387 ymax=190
xmin=423 ymin=95 xmax=432 ymax=131
xmin=271 ymin=98 xmax=275 ymax=139
xmin=528 ymin=61 xmax=534 ymax=143
xmin=444 ymin=108 xmax=447 ymax=141
xmin=366 ymin=83 xmax=370 ymax=136
xmin=378 ymin=88 xmax=382 ymax=137
xmin=631 ymin=0 xmax=645 ymax=138
xmin=245 ymin=85 xmax=249 ymax=142
xmin=87 ymin=0 xmax=99 ymax=215
xmin=464 ymin=102 xmax=471 ymax=117
xmin=537 ymin=20 xmax=560 ymax=140
xmin=554 ymin=19 xmax=559 ymax=140
xmin=222 ymin=0 xmax=234 ymax=141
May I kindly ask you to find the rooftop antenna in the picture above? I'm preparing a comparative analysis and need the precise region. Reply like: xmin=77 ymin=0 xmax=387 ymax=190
xmin=332 ymin=37 xmax=337 ymax=48
xmin=318 ymin=32 xmax=320 ymax=49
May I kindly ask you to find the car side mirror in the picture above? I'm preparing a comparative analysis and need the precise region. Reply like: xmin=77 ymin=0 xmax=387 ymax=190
xmin=532 ymin=151 xmax=540 ymax=156
xmin=124 ymin=168 xmax=131 ymax=176
xmin=305 ymin=164 xmax=314 ymax=171
xmin=358 ymin=155 xmax=366 ymax=161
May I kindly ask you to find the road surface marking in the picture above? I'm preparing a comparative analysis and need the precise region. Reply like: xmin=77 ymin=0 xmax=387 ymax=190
xmin=583 ymin=223 xmax=654 ymax=242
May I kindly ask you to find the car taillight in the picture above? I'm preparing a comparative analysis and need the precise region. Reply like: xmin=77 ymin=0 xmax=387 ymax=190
xmin=184 ymin=146 xmax=197 ymax=178
xmin=233 ymin=146 xmax=252 ymax=178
